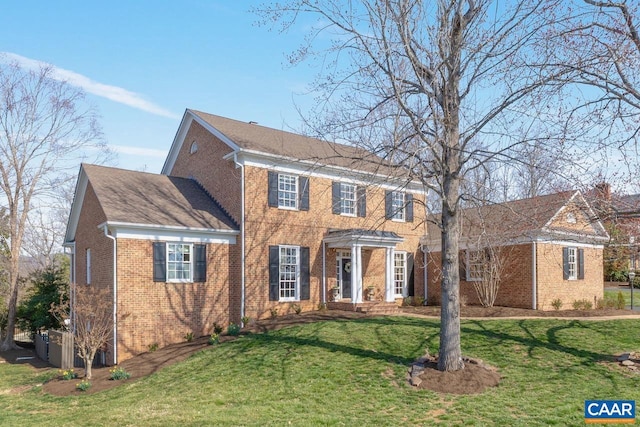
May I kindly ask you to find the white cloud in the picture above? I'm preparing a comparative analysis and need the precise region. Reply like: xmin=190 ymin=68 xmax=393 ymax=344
xmin=0 ymin=52 xmax=179 ymax=119
xmin=109 ymin=144 xmax=167 ymax=158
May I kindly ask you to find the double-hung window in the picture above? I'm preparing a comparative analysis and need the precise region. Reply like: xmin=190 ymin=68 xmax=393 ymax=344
xmin=394 ymin=252 xmax=407 ymax=297
xmin=340 ymin=183 xmax=357 ymax=216
xmin=269 ymin=245 xmax=311 ymax=302
xmin=332 ymin=182 xmax=366 ymax=217
xmin=385 ymin=190 xmax=413 ymax=222
xmin=466 ymin=250 xmax=486 ymax=282
xmin=268 ymin=171 xmax=309 ymax=211
xmin=167 ymin=243 xmax=192 ymax=281
xmin=563 ymin=247 xmax=584 ymax=280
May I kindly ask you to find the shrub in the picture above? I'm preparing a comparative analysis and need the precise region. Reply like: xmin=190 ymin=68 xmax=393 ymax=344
xmin=59 ymin=369 xmax=77 ymax=380
xmin=184 ymin=332 xmax=195 ymax=342
xmin=572 ymin=299 xmax=593 ymax=310
xmin=76 ymin=379 xmax=91 ymax=391
xmin=212 ymin=323 xmax=224 ymax=335
xmin=148 ymin=343 xmax=159 ymax=352
xmin=241 ymin=316 xmax=250 ymax=327
xmin=551 ymin=299 xmax=563 ymax=311
xmin=208 ymin=333 xmax=219 ymax=345
xmin=412 ymin=296 xmax=425 ymax=307
xmin=617 ymin=292 xmax=626 ymax=310
xmin=109 ymin=366 xmax=131 ymax=381
xmin=317 ymin=303 xmax=327 ymax=311
xmin=292 ymin=304 xmax=302 ymax=315
xmin=402 ymin=297 xmax=413 ymax=307
xmin=269 ymin=308 xmax=279 ymax=319
xmin=227 ymin=323 xmax=241 ymax=336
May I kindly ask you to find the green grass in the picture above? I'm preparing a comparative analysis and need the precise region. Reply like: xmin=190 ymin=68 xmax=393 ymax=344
xmin=1 ymin=317 xmax=639 ymax=426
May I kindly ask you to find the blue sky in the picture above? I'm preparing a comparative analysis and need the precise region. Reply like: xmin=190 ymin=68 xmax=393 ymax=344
xmin=1 ymin=1 xmax=314 ymax=173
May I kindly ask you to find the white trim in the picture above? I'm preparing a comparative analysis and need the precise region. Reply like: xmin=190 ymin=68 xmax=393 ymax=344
xmin=97 ymin=221 xmax=238 ymax=244
xmin=166 ymin=242 xmax=194 ymax=283
xmin=421 ymin=234 xmax=606 ymax=253
xmin=64 ymin=166 xmax=89 ymax=244
xmin=532 ymin=242 xmax=537 ymax=310
xmin=393 ymin=251 xmax=408 ymax=297
xmin=278 ymin=245 xmax=301 ymax=302
xmin=85 ymin=248 xmax=91 ymax=285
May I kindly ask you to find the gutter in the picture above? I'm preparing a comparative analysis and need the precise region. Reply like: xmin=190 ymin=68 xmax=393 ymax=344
xmin=232 ymin=153 xmax=246 ymax=324
xmin=103 ymin=225 xmax=118 ymax=365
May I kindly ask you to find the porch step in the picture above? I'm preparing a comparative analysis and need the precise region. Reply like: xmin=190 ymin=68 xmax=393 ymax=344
xmin=327 ymin=301 xmax=399 ymax=315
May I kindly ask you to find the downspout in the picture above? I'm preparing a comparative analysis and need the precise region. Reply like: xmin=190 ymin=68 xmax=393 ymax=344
xmin=103 ymin=225 xmax=117 ymax=365
xmin=234 ymin=153 xmax=246 ymax=323
xmin=532 ymin=241 xmax=537 ymax=310
xmin=423 ymin=247 xmax=428 ymax=306
xmin=322 ymin=241 xmax=326 ymax=304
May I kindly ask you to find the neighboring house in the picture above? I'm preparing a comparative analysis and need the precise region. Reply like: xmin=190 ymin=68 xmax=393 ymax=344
xmin=64 ymin=109 xmax=426 ymax=363
xmin=420 ymin=191 xmax=609 ymax=310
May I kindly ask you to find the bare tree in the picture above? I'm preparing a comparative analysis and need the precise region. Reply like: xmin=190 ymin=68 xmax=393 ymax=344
xmin=51 ymin=285 xmax=111 ymax=379
xmin=0 ymin=60 xmax=105 ymax=351
xmin=256 ymin=0 xmax=580 ymax=371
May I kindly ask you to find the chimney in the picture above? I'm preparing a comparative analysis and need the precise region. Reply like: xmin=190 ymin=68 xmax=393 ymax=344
xmin=595 ymin=182 xmax=611 ymax=201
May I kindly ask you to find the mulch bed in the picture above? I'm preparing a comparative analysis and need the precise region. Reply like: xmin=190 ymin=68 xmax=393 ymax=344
xmin=2 ymin=307 xmax=636 ymax=397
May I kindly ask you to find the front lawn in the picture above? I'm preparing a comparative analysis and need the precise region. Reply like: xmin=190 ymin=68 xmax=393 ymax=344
xmin=1 ymin=316 xmax=639 ymax=426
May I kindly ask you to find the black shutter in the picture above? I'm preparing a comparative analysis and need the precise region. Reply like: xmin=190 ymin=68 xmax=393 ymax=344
xmin=300 ymin=247 xmax=310 ymax=300
xmin=385 ymin=190 xmax=393 ymax=219
xmin=194 ymin=244 xmax=207 ymax=282
xmin=357 ymin=186 xmax=366 ymax=217
xmin=299 ymin=176 xmax=309 ymax=211
xmin=268 ymin=171 xmax=278 ymax=207
xmin=332 ymin=182 xmax=341 ymax=215
xmin=153 ymin=242 xmax=166 ymax=282
xmin=407 ymin=252 xmax=415 ymax=297
xmin=562 ymin=247 xmax=569 ymax=280
xmin=578 ymin=248 xmax=584 ymax=280
xmin=459 ymin=250 xmax=467 ymax=282
xmin=269 ymin=246 xmax=280 ymax=301
xmin=406 ymin=193 xmax=414 ymax=222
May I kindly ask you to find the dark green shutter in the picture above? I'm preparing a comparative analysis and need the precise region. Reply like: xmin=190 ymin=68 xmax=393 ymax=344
xmin=407 ymin=252 xmax=415 ymax=296
xmin=357 ymin=186 xmax=366 ymax=217
xmin=406 ymin=193 xmax=414 ymax=222
xmin=300 ymin=247 xmax=310 ymax=300
xmin=332 ymin=182 xmax=341 ymax=214
xmin=268 ymin=171 xmax=278 ymax=207
xmin=562 ymin=247 xmax=569 ymax=280
xmin=153 ymin=242 xmax=166 ymax=282
xmin=194 ymin=244 xmax=207 ymax=282
xmin=578 ymin=248 xmax=584 ymax=280
xmin=299 ymin=176 xmax=309 ymax=211
xmin=269 ymin=246 xmax=279 ymax=301
xmin=459 ymin=250 xmax=467 ymax=282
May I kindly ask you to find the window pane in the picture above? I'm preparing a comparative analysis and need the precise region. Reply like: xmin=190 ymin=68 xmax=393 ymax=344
xmin=167 ymin=243 xmax=192 ymax=281
xmin=392 ymin=192 xmax=405 ymax=220
xmin=279 ymin=246 xmax=299 ymax=300
xmin=394 ymin=252 xmax=406 ymax=296
xmin=340 ymin=183 xmax=356 ymax=215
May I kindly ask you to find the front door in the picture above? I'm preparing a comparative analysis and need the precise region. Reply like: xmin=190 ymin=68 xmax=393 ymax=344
xmin=341 ymin=258 xmax=352 ymax=299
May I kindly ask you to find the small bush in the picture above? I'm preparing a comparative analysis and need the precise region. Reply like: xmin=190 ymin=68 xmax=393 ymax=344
xmin=551 ymin=299 xmax=563 ymax=311
xmin=59 ymin=369 xmax=77 ymax=381
xmin=208 ymin=333 xmax=219 ymax=345
xmin=402 ymin=297 xmax=413 ymax=307
xmin=227 ymin=323 xmax=241 ymax=336
xmin=76 ymin=379 xmax=91 ymax=391
xmin=148 ymin=343 xmax=159 ymax=352
xmin=617 ymin=292 xmax=626 ymax=310
xmin=184 ymin=332 xmax=194 ymax=342
xmin=292 ymin=304 xmax=302 ymax=315
xmin=572 ymin=299 xmax=593 ymax=310
xmin=317 ymin=303 xmax=327 ymax=311
xmin=269 ymin=308 xmax=279 ymax=319
xmin=241 ymin=316 xmax=250 ymax=327
xmin=412 ymin=296 xmax=425 ymax=307
xmin=109 ymin=366 xmax=131 ymax=381
xmin=212 ymin=323 xmax=224 ymax=335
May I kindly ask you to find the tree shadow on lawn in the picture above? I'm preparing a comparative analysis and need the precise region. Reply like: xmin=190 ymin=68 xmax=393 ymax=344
xmin=463 ymin=319 xmax=614 ymax=364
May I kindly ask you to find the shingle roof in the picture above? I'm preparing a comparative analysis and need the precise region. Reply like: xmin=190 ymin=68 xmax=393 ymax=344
xmin=83 ymin=164 xmax=238 ymax=231
xmin=189 ymin=109 xmax=399 ymax=176
xmin=425 ymin=191 xmax=607 ymax=245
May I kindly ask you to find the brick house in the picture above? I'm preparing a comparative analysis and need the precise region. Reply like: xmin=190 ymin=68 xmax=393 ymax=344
xmin=64 ymin=109 xmax=426 ymax=363
xmin=419 ymin=191 xmax=609 ymax=310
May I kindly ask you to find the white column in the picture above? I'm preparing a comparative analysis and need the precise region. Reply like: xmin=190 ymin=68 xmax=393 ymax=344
xmin=355 ymin=245 xmax=363 ymax=303
xmin=385 ymin=247 xmax=395 ymax=302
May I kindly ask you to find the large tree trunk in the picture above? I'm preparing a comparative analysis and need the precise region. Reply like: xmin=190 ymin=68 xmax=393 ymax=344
xmin=1 ymin=255 xmax=21 ymax=351
xmin=438 ymin=173 xmax=464 ymax=371
xmin=84 ymin=351 xmax=95 ymax=379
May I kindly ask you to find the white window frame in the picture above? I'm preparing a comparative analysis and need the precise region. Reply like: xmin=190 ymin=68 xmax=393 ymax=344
xmin=86 ymin=248 xmax=91 ymax=285
xmin=391 ymin=191 xmax=406 ymax=221
xmin=167 ymin=243 xmax=193 ymax=282
xmin=279 ymin=245 xmax=300 ymax=301
xmin=278 ymin=174 xmax=298 ymax=210
xmin=466 ymin=250 xmax=486 ymax=282
xmin=340 ymin=183 xmax=357 ymax=216
xmin=394 ymin=251 xmax=407 ymax=297
xmin=566 ymin=247 xmax=577 ymax=280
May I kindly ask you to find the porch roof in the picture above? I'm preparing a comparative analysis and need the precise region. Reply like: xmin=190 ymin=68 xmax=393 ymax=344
xmin=323 ymin=228 xmax=403 ymax=248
